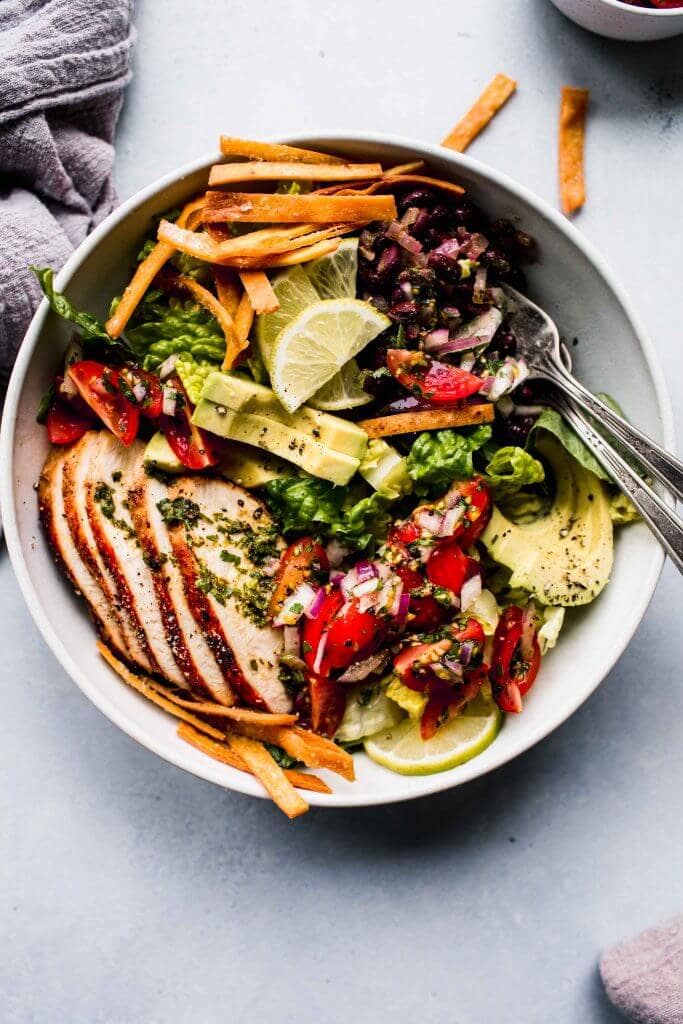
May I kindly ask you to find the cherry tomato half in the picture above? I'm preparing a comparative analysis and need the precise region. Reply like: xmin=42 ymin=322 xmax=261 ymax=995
xmin=441 ymin=477 xmax=492 ymax=546
xmin=490 ymin=606 xmax=541 ymax=714
xmin=420 ymin=670 xmax=486 ymax=740
xmin=68 ymin=361 xmax=140 ymax=446
xmin=46 ymin=400 xmax=95 ymax=445
xmin=268 ymin=538 xmax=328 ymax=622
xmin=386 ymin=349 xmax=482 ymax=404
xmin=426 ymin=541 xmax=468 ymax=594
xmin=307 ymin=672 xmax=346 ymax=738
xmin=395 ymin=565 xmax=448 ymax=633
xmin=302 ymin=590 xmax=387 ymax=678
xmin=160 ymin=375 xmax=221 ymax=470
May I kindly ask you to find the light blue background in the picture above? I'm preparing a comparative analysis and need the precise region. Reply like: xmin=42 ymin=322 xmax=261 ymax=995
xmin=2 ymin=2 xmax=681 ymax=1021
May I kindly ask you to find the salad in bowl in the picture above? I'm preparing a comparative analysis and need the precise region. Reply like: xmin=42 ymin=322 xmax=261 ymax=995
xmin=30 ymin=136 xmax=636 ymax=816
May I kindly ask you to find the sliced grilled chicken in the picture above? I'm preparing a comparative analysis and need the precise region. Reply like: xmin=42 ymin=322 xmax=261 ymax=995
xmin=38 ymin=447 xmax=127 ymax=656
xmin=85 ymin=433 xmax=187 ymax=688
xmin=166 ymin=476 xmax=291 ymax=713
xmin=128 ymin=469 xmax=236 ymax=705
xmin=62 ymin=432 xmax=151 ymax=670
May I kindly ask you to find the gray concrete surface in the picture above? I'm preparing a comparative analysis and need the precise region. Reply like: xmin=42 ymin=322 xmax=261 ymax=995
xmin=2 ymin=1 xmax=682 ymax=1021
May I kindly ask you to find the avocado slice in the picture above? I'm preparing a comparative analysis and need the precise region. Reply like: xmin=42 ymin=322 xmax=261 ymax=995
xmin=200 ymin=371 xmax=368 ymax=461
xmin=220 ymin=444 xmax=289 ymax=489
xmin=192 ymin=400 xmax=360 ymax=486
xmin=481 ymin=436 xmax=613 ymax=606
xmin=144 ymin=431 xmax=183 ymax=474
xmin=359 ymin=438 xmax=412 ymax=498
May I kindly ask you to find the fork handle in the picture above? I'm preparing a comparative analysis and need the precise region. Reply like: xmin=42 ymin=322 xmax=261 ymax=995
xmin=544 ymin=363 xmax=683 ymax=502
xmin=556 ymin=398 xmax=683 ymax=574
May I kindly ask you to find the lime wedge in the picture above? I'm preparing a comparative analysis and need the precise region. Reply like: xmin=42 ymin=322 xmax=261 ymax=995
xmin=303 ymin=237 xmax=358 ymax=299
xmin=308 ymin=358 xmax=372 ymax=411
xmin=255 ymin=266 xmax=319 ymax=372
xmin=270 ymin=298 xmax=390 ymax=414
xmin=364 ymin=690 xmax=502 ymax=776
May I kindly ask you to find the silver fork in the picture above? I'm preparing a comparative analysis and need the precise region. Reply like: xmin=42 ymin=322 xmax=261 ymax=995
xmin=500 ymin=284 xmax=683 ymax=574
xmin=502 ymin=284 xmax=683 ymax=500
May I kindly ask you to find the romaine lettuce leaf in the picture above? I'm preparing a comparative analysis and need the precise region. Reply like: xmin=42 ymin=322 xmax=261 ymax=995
xmin=484 ymin=445 xmax=545 ymax=498
xmin=406 ymin=425 xmax=492 ymax=497
xmin=528 ymin=407 xmax=609 ymax=481
xmin=32 ymin=267 xmax=111 ymax=343
xmin=126 ymin=296 xmax=224 ymax=370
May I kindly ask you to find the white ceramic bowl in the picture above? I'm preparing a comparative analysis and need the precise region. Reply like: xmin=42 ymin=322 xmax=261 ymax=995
xmin=549 ymin=0 xmax=683 ymax=41
xmin=0 ymin=132 xmax=674 ymax=808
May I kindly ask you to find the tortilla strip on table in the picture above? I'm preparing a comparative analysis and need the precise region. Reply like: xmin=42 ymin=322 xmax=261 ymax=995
xmin=177 ymin=723 xmax=332 ymax=794
xmin=200 ymin=191 xmax=396 ymax=225
xmin=358 ymin=404 xmax=495 ymax=438
xmin=209 ymin=161 xmax=382 ymax=186
xmin=442 ymin=73 xmax=517 ymax=152
xmin=219 ymin=136 xmax=344 ymax=165
xmin=559 ymin=86 xmax=589 ymax=215
xmin=105 ymin=195 xmax=205 ymax=338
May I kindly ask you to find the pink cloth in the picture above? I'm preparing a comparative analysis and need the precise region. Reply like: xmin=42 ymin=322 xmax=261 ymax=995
xmin=601 ymin=915 xmax=683 ymax=1023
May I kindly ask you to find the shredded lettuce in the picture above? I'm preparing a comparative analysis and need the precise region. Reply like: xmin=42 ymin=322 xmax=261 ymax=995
xmin=484 ymin=446 xmax=545 ymax=498
xmin=335 ymin=682 xmax=405 ymax=743
xmin=126 ymin=295 xmax=225 ymax=370
xmin=263 ymin=473 xmax=394 ymax=552
xmin=538 ymin=606 xmax=565 ymax=654
xmin=406 ymin=425 xmax=492 ymax=497
xmin=175 ymin=354 xmax=217 ymax=405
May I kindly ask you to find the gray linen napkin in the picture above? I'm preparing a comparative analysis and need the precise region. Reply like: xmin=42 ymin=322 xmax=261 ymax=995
xmin=601 ymin=915 xmax=683 ymax=1023
xmin=0 ymin=0 xmax=136 ymax=392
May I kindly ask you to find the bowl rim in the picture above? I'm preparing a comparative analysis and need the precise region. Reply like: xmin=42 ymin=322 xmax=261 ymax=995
xmin=587 ymin=0 xmax=683 ymax=17
xmin=0 ymin=130 xmax=675 ymax=808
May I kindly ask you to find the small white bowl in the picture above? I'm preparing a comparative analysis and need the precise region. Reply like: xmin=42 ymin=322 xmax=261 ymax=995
xmin=550 ymin=0 xmax=683 ymax=40
xmin=0 ymin=132 xmax=675 ymax=808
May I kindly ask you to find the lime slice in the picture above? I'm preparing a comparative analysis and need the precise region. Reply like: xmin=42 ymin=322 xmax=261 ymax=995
xmin=270 ymin=298 xmax=390 ymax=414
xmin=303 ymin=237 xmax=358 ymax=299
xmin=255 ymin=266 xmax=319 ymax=372
xmin=308 ymin=358 xmax=372 ymax=411
xmin=364 ymin=690 xmax=503 ymax=776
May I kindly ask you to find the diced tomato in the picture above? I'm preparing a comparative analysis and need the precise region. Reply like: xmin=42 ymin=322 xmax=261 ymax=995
xmin=302 ymin=589 xmax=387 ymax=678
xmin=490 ymin=605 xmax=541 ymax=714
xmin=308 ymin=672 xmax=346 ymax=738
xmin=426 ymin=540 xmax=468 ymax=594
xmin=386 ymin=349 xmax=482 ymax=404
xmin=46 ymin=400 xmax=95 ymax=445
xmin=68 ymin=360 xmax=140 ymax=446
xmin=420 ymin=671 xmax=486 ymax=740
xmin=119 ymin=366 xmax=163 ymax=419
xmin=393 ymin=638 xmax=453 ymax=691
xmin=160 ymin=375 xmax=221 ymax=470
xmin=268 ymin=538 xmax=328 ymax=622
xmin=452 ymin=618 xmax=486 ymax=646
xmin=395 ymin=565 xmax=448 ymax=632
xmin=441 ymin=477 xmax=492 ymax=546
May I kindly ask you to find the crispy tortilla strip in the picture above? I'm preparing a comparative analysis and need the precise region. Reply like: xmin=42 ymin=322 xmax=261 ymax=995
xmin=233 ymin=238 xmax=340 ymax=269
xmin=145 ymin=681 xmax=297 ymax=725
xmin=213 ymin=266 xmax=241 ymax=317
xmin=358 ymin=404 xmax=494 ymax=438
xmin=238 ymin=270 xmax=279 ymax=314
xmin=158 ymin=218 xmax=347 ymax=265
xmin=314 ymin=173 xmax=464 ymax=199
xmin=233 ymin=723 xmax=354 ymax=782
xmin=384 ymin=160 xmax=425 ymax=176
xmin=104 ymin=195 xmax=206 ymax=338
xmin=234 ymin=290 xmax=255 ymax=346
xmin=226 ymin=731 xmax=309 ymax=818
xmin=177 ymin=723 xmax=331 ymax=794
xmin=559 ymin=86 xmax=589 ymax=215
xmin=220 ymin=136 xmax=344 ymax=165
xmin=442 ymin=73 xmax=517 ymax=152
xmin=173 ymin=274 xmax=241 ymax=362
xmin=209 ymin=161 xmax=382 ymax=186
xmin=97 ymin=641 xmax=224 ymax=740
xmin=200 ymin=191 xmax=396 ymax=225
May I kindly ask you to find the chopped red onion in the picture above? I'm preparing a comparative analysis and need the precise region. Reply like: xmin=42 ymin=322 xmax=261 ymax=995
xmin=388 ymin=579 xmax=404 ymax=617
xmin=512 ymin=404 xmax=544 ymax=417
xmin=312 ymin=632 xmax=328 ymax=675
xmin=460 ymin=353 xmax=476 ymax=373
xmin=132 ymin=381 xmax=148 ymax=404
xmin=158 ymin=353 xmax=179 ymax=380
xmin=459 ymin=640 xmax=475 ymax=666
xmin=354 ymin=577 xmax=381 ymax=598
xmin=262 ymin=557 xmax=281 ymax=578
xmin=461 ymin=232 xmax=489 ymax=259
xmin=415 ymin=508 xmax=444 ymax=535
xmin=460 ymin=574 xmax=482 ymax=611
xmin=484 ymin=357 xmax=530 ymax=401
xmin=400 ymin=206 xmax=421 ymax=228
xmin=496 ymin=395 xmax=515 ymax=419
xmin=273 ymin=581 xmax=317 ymax=627
xmin=422 ymin=328 xmax=449 ymax=352
xmin=338 ymin=650 xmax=389 ymax=683
xmin=355 ymin=561 xmax=378 ymax=583
xmin=304 ymin=587 xmax=326 ymax=620
xmin=325 ymin=539 xmax=348 ymax=568
xmin=162 ymin=386 xmax=178 ymax=418
xmin=452 ymin=307 xmax=503 ymax=347
xmin=396 ymin=593 xmax=411 ymax=629
xmin=330 ymin=571 xmax=345 ymax=586
xmin=386 ymin=220 xmax=422 ymax=255
xmin=442 ymin=657 xmax=464 ymax=678
xmin=472 ymin=267 xmax=488 ymax=304
xmin=438 ymin=505 xmax=465 ymax=537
